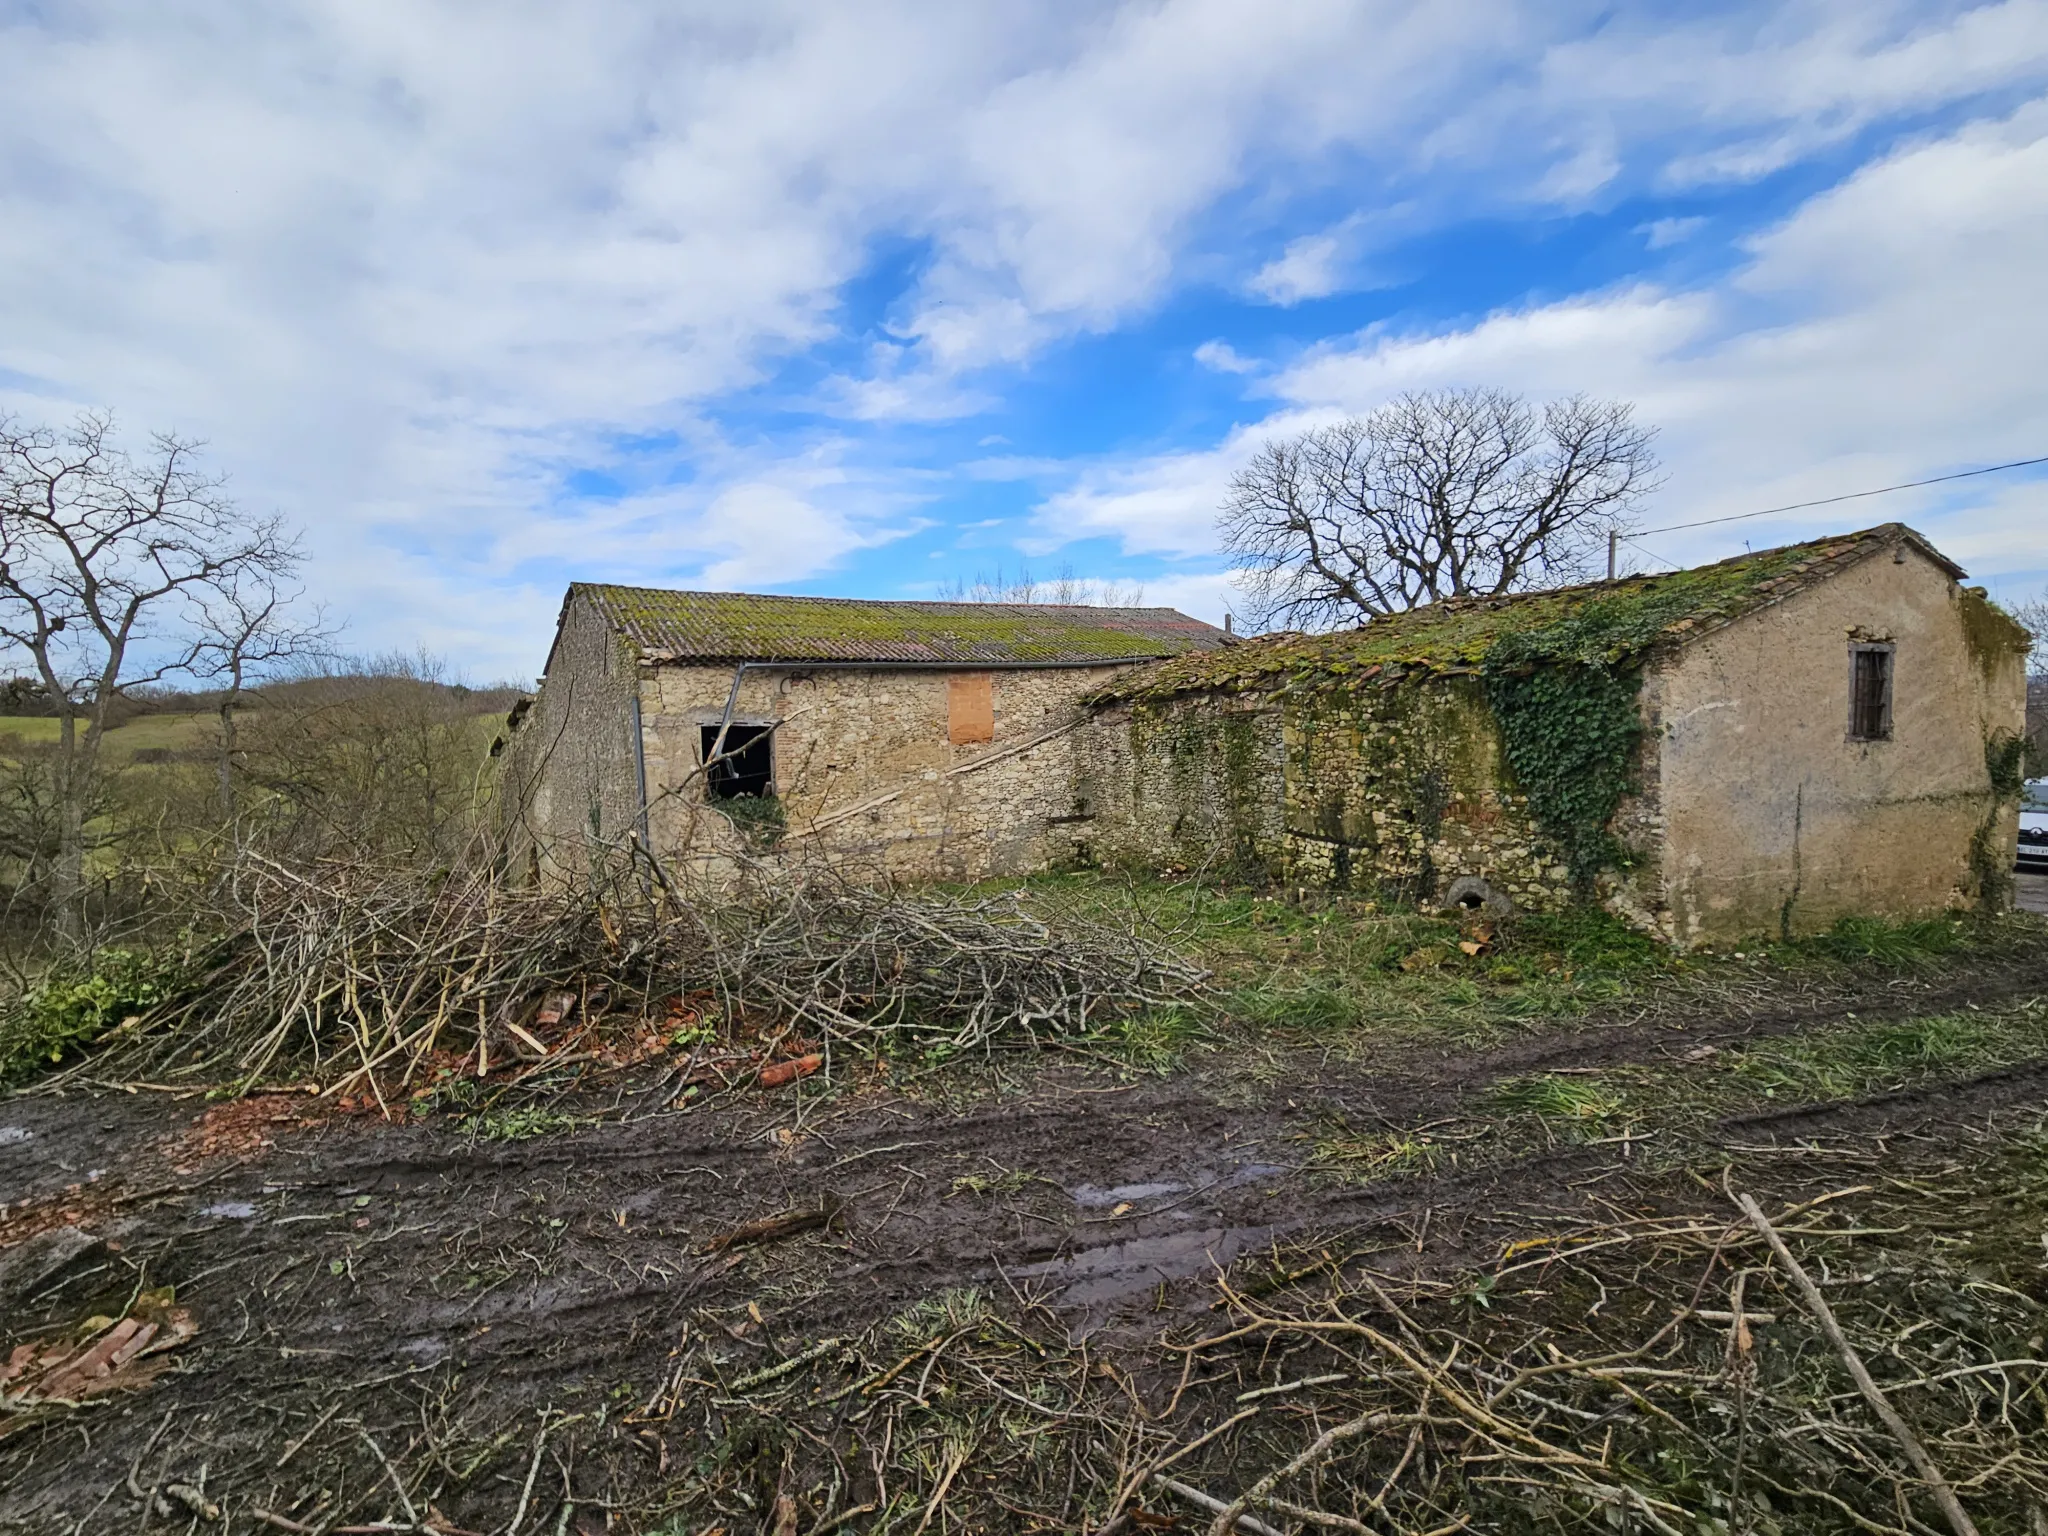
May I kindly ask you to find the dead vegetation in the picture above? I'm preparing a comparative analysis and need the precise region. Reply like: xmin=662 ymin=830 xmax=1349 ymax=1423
xmin=3 ymin=865 xmax=2046 ymax=1536
xmin=617 ymin=1130 xmax=2048 ymax=1536
xmin=37 ymin=854 xmax=1208 ymax=1097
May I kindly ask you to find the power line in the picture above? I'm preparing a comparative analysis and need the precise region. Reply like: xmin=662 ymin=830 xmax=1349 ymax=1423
xmin=1634 ymin=453 xmax=2048 ymax=537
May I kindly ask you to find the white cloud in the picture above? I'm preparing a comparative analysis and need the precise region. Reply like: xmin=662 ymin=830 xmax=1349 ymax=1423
xmin=1128 ymin=569 xmax=1251 ymax=628
xmin=1033 ymin=411 xmax=1332 ymax=558
xmin=1247 ymin=233 xmax=1345 ymax=305
xmin=1193 ymin=340 xmax=1260 ymax=374
xmin=1043 ymin=98 xmax=2048 ymax=586
xmin=1640 ymin=215 xmax=1707 ymax=248
xmin=3 ymin=2 xmax=2047 ymax=675
xmin=1540 ymin=0 xmax=2048 ymax=190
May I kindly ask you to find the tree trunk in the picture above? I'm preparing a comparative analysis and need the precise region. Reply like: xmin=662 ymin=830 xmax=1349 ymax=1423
xmin=50 ymin=690 xmax=111 ymax=943
xmin=50 ymin=712 xmax=86 ymax=942
xmin=218 ymin=696 xmax=239 ymax=829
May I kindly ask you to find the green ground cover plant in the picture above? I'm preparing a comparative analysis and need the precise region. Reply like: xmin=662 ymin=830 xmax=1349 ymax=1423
xmin=0 ymin=945 xmax=193 ymax=1081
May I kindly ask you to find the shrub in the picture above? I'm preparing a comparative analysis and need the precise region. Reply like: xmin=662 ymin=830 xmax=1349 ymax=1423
xmin=0 ymin=948 xmax=189 ymax=1081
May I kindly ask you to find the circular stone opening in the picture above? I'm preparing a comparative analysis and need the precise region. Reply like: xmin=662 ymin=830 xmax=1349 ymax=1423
xmin=1441 ymin=875 xmax=1511 ymax=919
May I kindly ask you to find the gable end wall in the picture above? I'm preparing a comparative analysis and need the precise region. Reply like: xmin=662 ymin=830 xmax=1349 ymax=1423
xmin=1644 ymin=544 xmax=2026 ymax=944
xmin=500 ymin=592 xmax=645 ymax=887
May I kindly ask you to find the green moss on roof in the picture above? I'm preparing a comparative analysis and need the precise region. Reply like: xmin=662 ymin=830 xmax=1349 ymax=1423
xmin=574 ymin=585 xmax=1224 ymax=665
xmin=1092 ymin=523 xmax=1960 ymax=704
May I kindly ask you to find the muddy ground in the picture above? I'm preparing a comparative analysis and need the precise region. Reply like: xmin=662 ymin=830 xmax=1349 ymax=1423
xmin=4 ymin=941 xmax=2047 ymax=1533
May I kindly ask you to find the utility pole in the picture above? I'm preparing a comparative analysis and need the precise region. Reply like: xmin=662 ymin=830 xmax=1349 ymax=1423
xmin=1607 ymin=529 xmax=1618 ymax=581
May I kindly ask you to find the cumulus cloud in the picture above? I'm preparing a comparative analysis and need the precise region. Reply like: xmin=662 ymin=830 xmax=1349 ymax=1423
xmin=1040 ymin=98 xmax=2048 ymax=586
xmin=1640 ymin=215 xmax=1707 ymax=248
xmin=1247 ymin=233 xmax=1347 ymax=304
xmin=3 ymin=1 xmax=2046 ymax=673
xmin=1193 ymin=340 xmax=1260 ymax=374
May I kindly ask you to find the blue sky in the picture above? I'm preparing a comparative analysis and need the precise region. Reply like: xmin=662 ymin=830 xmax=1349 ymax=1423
xmin=2 ymin=1 xmax=2046 ymax=680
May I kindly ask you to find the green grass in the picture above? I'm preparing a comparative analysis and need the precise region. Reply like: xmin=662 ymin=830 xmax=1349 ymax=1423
xmin=1487 ymin=1072 xmax=1630 ymax=1131
xmin=462 ymin=1105 xmax=583 ymax=1141
xmin=1783 ymin=914 xmax=1970 ymax=966
xmin=1094 ymin=1006 xmax=1213 ymax=1073
xmin=1227 ymin=982 xmax=1361 ymax=1032
xmin=1312 ymin=1122 xmax=1448 ymax=1180
xmin=996 ymin=873 xmax=2045 ymax=1077
xmin=1031 ymin=872 xmax=1676 ymax=1045
xmin=1733 ymin=1009 xmax=2021 ymax=1102
xmin=0 ymin=712 xmax=218 ymax=762
xmin=1500 ymin=906 xmax=1666 ymax=973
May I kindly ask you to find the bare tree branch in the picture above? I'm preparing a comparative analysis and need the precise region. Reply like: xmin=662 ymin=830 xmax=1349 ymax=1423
xmin=0 ymin=412 xmax=303 ymax=935
xmin=1219 ymin=388 xmax=1660 ymax=630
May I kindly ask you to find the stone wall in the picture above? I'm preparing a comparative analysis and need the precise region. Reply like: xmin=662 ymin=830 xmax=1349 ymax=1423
xmin=1070 ymin=696 xmax=1286 ymax=876
xmin=633 ymin=661 xmax=1129 ymax=883
xmin=1647 ymin=544 xmax=2029 ymax=944
xmin=499 ymin=592 xmax=646 ymax=889
xmin=1074 ymin=678 xmax=1628 ymax=914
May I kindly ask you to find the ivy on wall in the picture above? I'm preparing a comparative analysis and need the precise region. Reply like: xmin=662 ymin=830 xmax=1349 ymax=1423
xmin=1484 ymin=641 xmax=1643 ymax=889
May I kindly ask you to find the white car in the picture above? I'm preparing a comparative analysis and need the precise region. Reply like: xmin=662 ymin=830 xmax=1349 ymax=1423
xmin=2021 ymin=779 xmax=2048 ymax=875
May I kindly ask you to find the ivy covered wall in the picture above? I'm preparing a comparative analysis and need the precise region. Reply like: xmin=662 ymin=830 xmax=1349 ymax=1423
xmin=1281 ymin=674 xmax=1583 ymax=907
xmin=1074 ymin=674 xmax=1663 ymax=915
xmin=1070 ymin=698 xmax=1285 ymax=876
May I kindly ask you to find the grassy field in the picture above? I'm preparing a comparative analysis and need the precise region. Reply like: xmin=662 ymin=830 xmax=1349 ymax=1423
xmin=0 ymin=711 xmax=218 ymax=762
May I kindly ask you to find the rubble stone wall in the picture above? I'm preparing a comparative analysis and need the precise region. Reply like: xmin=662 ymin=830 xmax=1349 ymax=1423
xmin=630 ymin=661 xmax=1128 ymax=884
xmin=1073 ymin=679 xmax=1648 ymax=915
xmin=499 ymin=593 xmax=646 ymax=889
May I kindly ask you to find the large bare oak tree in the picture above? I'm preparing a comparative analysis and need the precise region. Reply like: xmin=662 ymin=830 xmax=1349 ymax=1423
xmin=1220 ymin=388 xmax=1660 ymax=630
xmin=0 ymin=414 xmax=302 ymax=933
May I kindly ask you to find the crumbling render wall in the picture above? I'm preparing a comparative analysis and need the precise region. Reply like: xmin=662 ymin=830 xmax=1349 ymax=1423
xmin=499 ymin=593 xmax=646 ymax=889
xmin=1074 ymin=679 xmax=1636 ymax=913
xmin=634 ymin=662 xmax=1130 ymax=883
xmin=1646 ymin=543 xmax=2029 ymax=944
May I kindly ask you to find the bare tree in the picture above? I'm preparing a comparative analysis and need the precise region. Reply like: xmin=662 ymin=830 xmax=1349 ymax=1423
xmin=937 ymin=561 xmax=1147 ymax=607
xmin=2015 ymin=591 xmax=2047 ymax=771
xmin=195 ymin=570 xmax=338 ymax=827
xmin=2013 ymin=591 xmax=2047 ymax=677
xmin=1220 ymin=388 xmax=1660 ymax=630
xmin=0 ymin=414 xmax=299 ymax=934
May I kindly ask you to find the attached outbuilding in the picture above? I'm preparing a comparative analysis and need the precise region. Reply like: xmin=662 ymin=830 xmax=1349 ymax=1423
xmin=499 ymin=586 xmax=1226 ymax=887
xmin=1072 ymin=524 xmax=2032 ymax=945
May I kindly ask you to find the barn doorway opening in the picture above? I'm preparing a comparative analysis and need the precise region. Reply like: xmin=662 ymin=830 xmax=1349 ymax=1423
xmin=701 ymin=724 xmax=774 ymax=799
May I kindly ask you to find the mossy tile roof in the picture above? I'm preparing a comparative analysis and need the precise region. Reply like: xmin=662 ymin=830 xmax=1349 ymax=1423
xmin=574 ymin=585 xmax=1227 ymax=666
xmin=1092 ymin=523 xmax=1983 ymax=704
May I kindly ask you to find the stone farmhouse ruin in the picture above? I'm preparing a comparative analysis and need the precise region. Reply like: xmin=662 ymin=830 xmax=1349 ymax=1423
xmin=499 ymin=588 xmax=1226 ymax=887
xmin=1075 ymin=523 xmax=2029 ymax=945
xmin=502 ymin=523 xmax=2031 ymax=947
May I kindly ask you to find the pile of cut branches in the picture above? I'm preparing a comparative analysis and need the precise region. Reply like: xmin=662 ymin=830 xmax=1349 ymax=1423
xmin=43 ymin=853 xmax=1207 ymax=1093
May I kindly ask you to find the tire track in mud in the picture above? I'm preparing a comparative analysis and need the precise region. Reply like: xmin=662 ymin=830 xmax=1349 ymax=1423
xmin=3 ymin=945 xmax=2046 ymax=1527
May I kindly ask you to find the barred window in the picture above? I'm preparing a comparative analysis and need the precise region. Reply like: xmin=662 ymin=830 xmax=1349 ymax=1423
xmin=1849 ymin=644 xmax=1893 ymax=742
